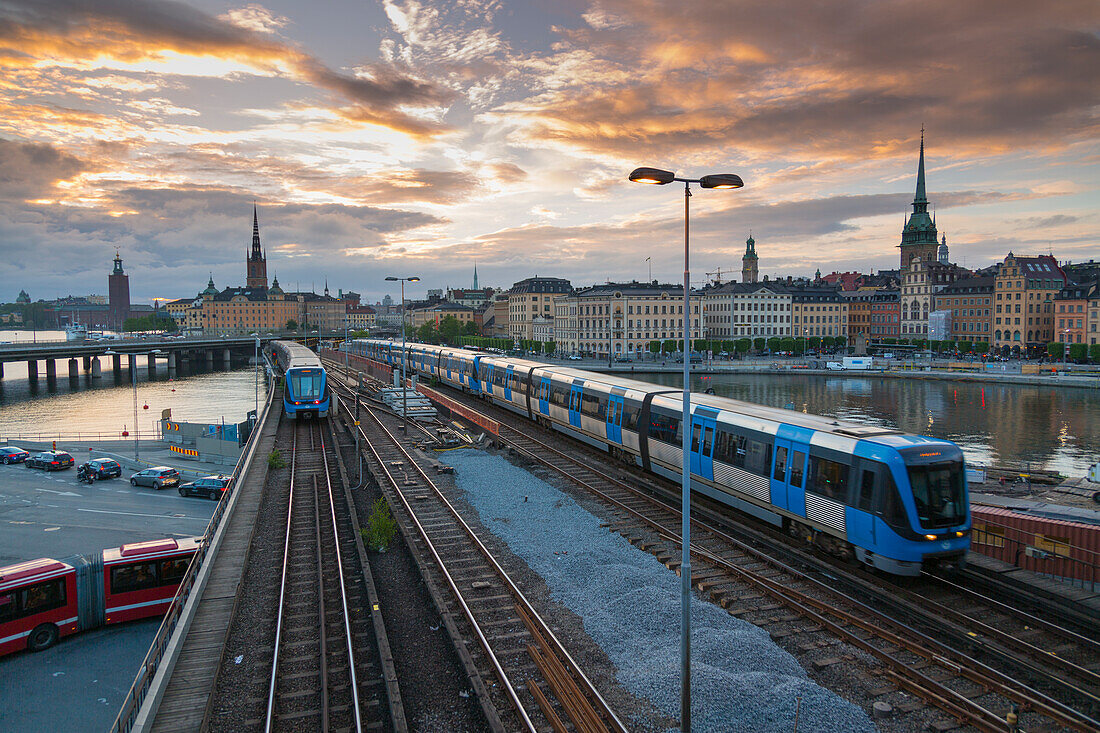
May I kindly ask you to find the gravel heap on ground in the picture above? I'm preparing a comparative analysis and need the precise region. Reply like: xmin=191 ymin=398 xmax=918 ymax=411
xmin=441 ymin=450 xmax=875 ymax=733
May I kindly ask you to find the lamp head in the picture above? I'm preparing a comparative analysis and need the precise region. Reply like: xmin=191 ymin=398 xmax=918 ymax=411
xmin=629 ymin=167 xmax=675 ymax=185
xmin=408 ymin=276 xmax=421 ymax=283
xmin=385 ymin=276 xmax=398 ymax=281
xmin=699 ymin=174 xmax=744 ymax=189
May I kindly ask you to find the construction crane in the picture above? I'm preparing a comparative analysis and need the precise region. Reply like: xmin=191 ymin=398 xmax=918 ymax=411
xmin=706 ymin=266 xmax=737 ymax=285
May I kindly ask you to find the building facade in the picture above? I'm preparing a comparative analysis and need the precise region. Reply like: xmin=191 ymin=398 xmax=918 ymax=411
xmin=932 ymin=276 xmax=994 ymax=343
xmin=508 ymin=277 xmax=571 ymax=341
xmin=791 ymin=287 xmax=848 ymax=340
xmin=992 ymin=253 xmax=1066 ymax=352
xmin=900 ymin=257 xmax=969 ymax=336
xmin=1054 ymin=281 xmax=1098 ymax=346
xmin=555 ymin=283 xmax=703 ymax=357
xmin=108 ymin=251 xmax=130 ymax=331
xmin=704 ymin=282 xmax=791 ymax=339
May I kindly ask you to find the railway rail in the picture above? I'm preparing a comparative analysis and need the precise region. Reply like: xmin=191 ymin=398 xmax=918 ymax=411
xmin=330 ymin=377 xmax=629 ymax=733
xmin=262 ymin=417 xmax=393 ymax=732
xmin=353 ymin=366 xmax=1099 ymax=733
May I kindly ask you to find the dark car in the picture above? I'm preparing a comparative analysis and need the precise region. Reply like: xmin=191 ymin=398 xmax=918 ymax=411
xmin=178 ymin=475 xmax=232 ymax=500
xmin=87 ymin=458 xmax=123 ymax=479
xmin=0 ymin=446 xmax=30 ymax=464
xmin=130 ymin=466 xmax=181 ymax=490
xmin=26 ymin=451 xmax=75 ymax=471
xmin=614 ymin=355 xmax=633 ymax=363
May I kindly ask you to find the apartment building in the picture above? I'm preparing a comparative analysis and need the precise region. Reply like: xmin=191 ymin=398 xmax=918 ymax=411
xmin=703 ymin=282 xmax=792 ymax=339
xmin=932 ymin=277 xmax=994 ymax=342
xmin=992 ymin=254 xmax=1066 ymax=352
xmin=508 ymin=277 xmax=571 ymax=342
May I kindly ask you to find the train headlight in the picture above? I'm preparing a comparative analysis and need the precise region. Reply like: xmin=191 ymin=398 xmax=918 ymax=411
xmin=955 ymin=531 xmax=966 ymax=538
xmin=924 ymin=534 xmax=937 ymax=541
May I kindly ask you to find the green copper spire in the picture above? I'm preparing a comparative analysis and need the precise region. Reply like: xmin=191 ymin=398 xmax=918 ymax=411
xmin=914 ymin=126 xmax=928 ymax=206
xmin=901 ymin=127 xmax=937 ymax=248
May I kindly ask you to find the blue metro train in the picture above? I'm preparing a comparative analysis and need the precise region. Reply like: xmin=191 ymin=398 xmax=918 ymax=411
xmin=266 ymin=340 xmax=334 ymax=419
xmin=349 ymin=340 xmax=970 ymax=576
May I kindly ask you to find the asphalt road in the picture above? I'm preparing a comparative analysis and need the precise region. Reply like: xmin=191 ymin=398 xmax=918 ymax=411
xmin=0 ymin=461 xmax=216 ymax=566
xmin=0 ymin=460 xmax=217 ymax=731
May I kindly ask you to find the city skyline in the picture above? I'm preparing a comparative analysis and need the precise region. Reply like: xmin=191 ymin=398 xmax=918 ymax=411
xmin=0 ymin=0 xmax=1097 ymax=304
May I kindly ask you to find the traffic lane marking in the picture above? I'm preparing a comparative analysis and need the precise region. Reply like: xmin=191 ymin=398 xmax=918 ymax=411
xmin=76 ymin=508 xmax=209 ymax=521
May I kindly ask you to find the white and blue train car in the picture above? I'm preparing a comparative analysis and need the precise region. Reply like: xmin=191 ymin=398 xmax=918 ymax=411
xmin=354 ymin=339 xmax=970 ymax=576
xmin=267 ymin=340 xmax=334 ymax=419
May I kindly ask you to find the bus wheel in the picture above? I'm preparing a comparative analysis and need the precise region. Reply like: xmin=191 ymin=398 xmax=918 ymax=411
xmin=28 ymin=624 xmax=59 ymax=652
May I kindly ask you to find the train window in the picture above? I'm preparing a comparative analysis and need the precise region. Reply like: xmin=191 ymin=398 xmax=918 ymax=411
xmin=702 ymin=427 xmax=714 ymax=457
xmin=160 ymin=557 xmax=191 ymax=586
xmin=714 ymin=431 xmax=746 ymax=467
xmin=809 ymin=456 xmax=849 ymax=501
xmin=111 ymin=562 xmax=159 ymax=594
xmin=907 ymin=461 xmax=965 ymax=529
xmin=16 ymin=579 xmax=66 ymax=619
xmin=858 ymin=469 xmax=876 ymax=511
xmin=773 ymin=446 xmax=788 ymax=481
xmin=881 ymin=472 xmax=908 ymax=528
xmin=596 ymin=395 xmax=608 ymax=420
xmin=581 ymin=391 xmax=599 ymax=416
xmin=648 ymin=412 xmax=679 ymax=444
xmin=623 ymin=402 xmax=641 ymax=430
xmin=789 ymin=451 xmax=805 ymax=487
xmin=691 ymin=424 xmax=701 ymax=452
xmin=745 ymin=440 xmax=772 ymax=476
xmin=550 ymin=383 xmax=567 ymax=406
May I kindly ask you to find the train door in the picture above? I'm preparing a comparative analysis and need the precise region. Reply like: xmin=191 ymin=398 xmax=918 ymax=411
xmin=846 ymin=459 xmax=879 ymax=548
xmin=606 ymin=394 xmax=624 ymax=444
xmin=538 ymin=376 xmax=551 ymax=415
xmin=504 ymin=365 xmax=514 ymax=402
xmin=771 ymin=425 xmax=811 ymax=516
xmin=568 ymin=382 xmax=583 ymax=428
xmin=689 ymin=410 xmax=717 ymax=481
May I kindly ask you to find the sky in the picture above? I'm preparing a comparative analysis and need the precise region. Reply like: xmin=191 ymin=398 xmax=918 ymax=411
xmin=0 ymin=0 xmax=1097 ymax=306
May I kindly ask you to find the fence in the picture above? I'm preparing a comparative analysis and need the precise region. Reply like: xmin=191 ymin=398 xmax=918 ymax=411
xmin=971 ymin=508 xmax=1099 ymax=592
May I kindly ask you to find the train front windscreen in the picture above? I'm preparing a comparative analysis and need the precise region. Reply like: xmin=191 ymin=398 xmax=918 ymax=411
xmin=900 ymin=446 xmax=968 ymax=530
xmin=288 ymin=369 xmax=323 ymax=400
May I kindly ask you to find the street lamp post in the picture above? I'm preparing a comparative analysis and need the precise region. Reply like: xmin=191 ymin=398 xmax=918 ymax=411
xmin=629 ymin=166 xmax=744 ymax=733
xmin=1062 ymin=328 xmax=1071 ymax=370
xmin=386 ymin=276 xmax=421 ymax=431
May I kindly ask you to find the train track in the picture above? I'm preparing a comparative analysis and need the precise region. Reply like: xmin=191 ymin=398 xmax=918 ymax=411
xmin=330 ymin=379 xmax=628 ymax=733
xmin=390 ymin=378 xmax=1100 ymax=733
xmin=263 ymin=418 xmax=392 ymax=732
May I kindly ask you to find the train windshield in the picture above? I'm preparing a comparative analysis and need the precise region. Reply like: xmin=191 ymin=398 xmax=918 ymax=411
xmin=907 ymin=460 xmax=965 ymax=529
xmin=289 ymin=370 xmax=323 ymax=400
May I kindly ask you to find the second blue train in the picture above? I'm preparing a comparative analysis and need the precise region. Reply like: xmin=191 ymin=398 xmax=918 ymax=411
xmin=350 ymin=339 xmax=970 ymax=577
xmin=266 ymin=340 xmax=334 ymax=419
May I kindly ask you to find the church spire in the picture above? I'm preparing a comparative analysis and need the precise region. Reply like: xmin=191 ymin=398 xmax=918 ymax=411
xmin=473 ymin=261 xmax=479 ymax=290
xmin=246 ymin=204 xmax=269 ymax=289
xmin=914 ymin=126 xmax=928 ymax=207
xmin=251 ymin=205 xmax=262 ymax=257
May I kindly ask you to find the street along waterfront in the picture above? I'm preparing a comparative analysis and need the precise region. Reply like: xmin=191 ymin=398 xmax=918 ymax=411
xmin=639 ymin=371 xmax=1100 ymax=477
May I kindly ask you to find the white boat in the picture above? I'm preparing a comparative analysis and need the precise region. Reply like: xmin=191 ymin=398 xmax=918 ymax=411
xmin=66 ymin=324 xmax=87 ymax=341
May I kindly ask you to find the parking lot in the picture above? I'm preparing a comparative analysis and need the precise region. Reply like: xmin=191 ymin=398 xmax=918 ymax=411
xmin=0 ymin=459 xmax=216 ymax=566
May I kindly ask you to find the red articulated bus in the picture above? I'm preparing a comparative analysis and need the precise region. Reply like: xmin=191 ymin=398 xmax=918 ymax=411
xmin=0 ymin=537 xmax=201 ymax=657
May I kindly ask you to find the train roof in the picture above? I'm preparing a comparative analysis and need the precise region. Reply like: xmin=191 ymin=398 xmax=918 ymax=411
xmin=103 ymin=536 xmax=202 ymax=564
xmin=271 ymin=340 xmax=323 ymax=370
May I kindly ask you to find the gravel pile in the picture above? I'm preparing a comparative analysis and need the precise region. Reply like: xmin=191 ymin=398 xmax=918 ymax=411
xmin=442 ymin=450 xmax=876 ymax=733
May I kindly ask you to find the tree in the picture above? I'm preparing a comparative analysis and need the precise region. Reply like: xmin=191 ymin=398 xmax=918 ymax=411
xmin=693 ymin=339 xmax=708 ymax=352
xmin=791 ymin=338 xmax=805 ymax=355
xmin=834 ymin=336 xmax=846 ymax=348
xmin=649 ymin=340 xmax=662 ymax=356
xmin=284 ymin=319 xmax=298 ymax=332
xmin=462 ymin=321 xmax=480 ymax=336
xmin=662 ymin=339 xmax=677 ymax=354
xmin=975 ymin=341 xmax=990 ymax=355
xmin=822 ymin=336 xmax=835 ymax=349
xmin=753 ymin=337 xmax=765 ymax=352
xmin=417 ymin=321 xmax=439 ymax=343
xmin=779 ymin=337 xmax=796 ymax=353
xmin=438 ymin=315 xmax=463 ymax=344
xmin=766 ymin=337 xmax=781 ymax=352
xmin=735 ymin=338 xmax=751 ymax=356
xmin=1046 ymin=342 xmax=1062 ymax=359
xmin=123 ymin=314 xmax=177 ymax=332
xmin=1089 ymin=344 xmax=1100 ymax=364
xmin=808 ymin=336 xmax=821 ymax=349
xmin=884 ymin=338 xmax=897 ymax=345
xmin=958 ymin=340 xmax=972 ymax=354
xmin=544 ymin=340 xmax=556 ymax=355
xmin=1068 ymin=343 xmax=1087 ymax=362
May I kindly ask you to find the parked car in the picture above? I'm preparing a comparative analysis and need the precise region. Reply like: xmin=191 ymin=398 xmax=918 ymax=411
xmin=567 ymin=354 xmax=582 ymax=360
xmin=178 ymin=475 xmax=232 ymax=500
xmin=614 ymin=355 xmax=633 ymax=363
xmin=86 ymin=457 xmax=122 ymax=479
xmin=25 ymin=451 xmax=75 ymax=471
xmin=0 ymin=446 xmax=31 ymax=464
xmin=130 ymin=466 xmax=181 ymax=490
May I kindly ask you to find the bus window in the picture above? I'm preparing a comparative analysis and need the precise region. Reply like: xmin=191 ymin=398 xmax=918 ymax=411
xmin=19 ymin=579 xmax=66 ymax=618
xmin=111 ymin=562 xmax=158 ymax=594
xmin=160 ymin=557 xmax=191 ymax=586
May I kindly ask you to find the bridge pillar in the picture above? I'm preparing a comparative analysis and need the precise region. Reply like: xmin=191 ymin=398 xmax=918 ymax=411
xmin=0 ymin=361 xmax=4 ymax=379
xmin=223 ymin=348 xmax=231 ymax=369
xmin=91 ymin=358 xmax=102 ymax=379
xmin=68 ymin=358 xmax=79 ymax=380
xmin=148 ymin=353 xmax=157 ymax=376
xmin=168 ymin=351 xmax=177 ymax=373
xmin=206 ymin=349 xmax=214 ymax=369
xmin=128 ymin=353 xmax=137 ymax=375
xmin=112 ymin=353 xmax=122 ymax=372
xmin=83 ymin=355 xmax=92 ymax=371
xmin=27 ymin=360 xmax=38 ymax=380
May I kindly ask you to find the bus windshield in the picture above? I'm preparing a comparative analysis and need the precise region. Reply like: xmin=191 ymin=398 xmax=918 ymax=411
xmin=907 ymin=460 xmax=965 ymax=529
xmin=289 ymin=371 xmax=323 ymax=400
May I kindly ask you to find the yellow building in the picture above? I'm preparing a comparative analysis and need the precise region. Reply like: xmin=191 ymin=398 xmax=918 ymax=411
xmin=992 ymin=254 xmax=1066 ymax=353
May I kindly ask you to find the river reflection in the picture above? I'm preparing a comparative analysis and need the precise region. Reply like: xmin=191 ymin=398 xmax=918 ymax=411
xmin=641 ymin=372 xmax=1099 ymax=476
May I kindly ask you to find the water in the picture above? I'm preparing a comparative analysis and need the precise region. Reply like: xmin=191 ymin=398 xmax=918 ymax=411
xmin=0 ymin=359 xmax=261 ymax=440
xmin=640 ymin=371 xmax=1100 ymax=476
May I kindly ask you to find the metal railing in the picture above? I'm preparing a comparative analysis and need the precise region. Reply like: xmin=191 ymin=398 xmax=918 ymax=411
xmin=2 ymin=431 xmax=163 ymax=443
xmin=109 ymin=372 xmax=276 ymax=733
